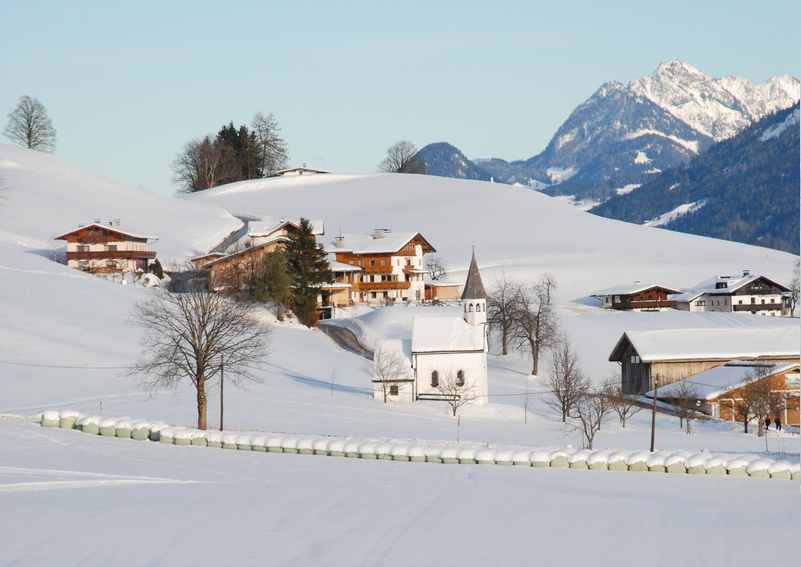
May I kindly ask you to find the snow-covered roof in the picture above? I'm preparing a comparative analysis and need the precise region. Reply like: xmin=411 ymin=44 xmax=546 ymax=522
xmin=673 ymin=273 xmax=790 ymax=301
xmin=647 ymin=361 xmax=800 ymax=400
xmin=54 ymin=222 xmax=158 ymax=242
xmin=593 ymin=283 xmax=680 ymax=296
xmin=374 ymin=339 xmax=413 ymax=381
xmin=249 ymin=218 xmax=324 ymax=237
xmin=327 ymin=254 xmax=361 ymax=272
xmin=609 ymin=326 xmax=800 ymax=363
xmin=411 ymin=316 xmax=485 ymax=353
xmin=272 ymin=166 xmax=330 ymax=176
xmin=428 ymin=280 xmax=461 ymax=288
xmin=326 ymin=231 xmax=435 ymax=255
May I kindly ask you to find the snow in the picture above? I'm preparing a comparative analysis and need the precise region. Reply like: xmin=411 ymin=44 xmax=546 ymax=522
xmin=411 ymin=316 xmax=485 ymax=352
xmin=615 ymin=183 xmax=641 ymax=196
xmin=634 ymin=150 xmax=651 ymax=164
xmin=545 ymin=166 xmax=577 ymax=183
xmin=592 ymin=283 xmax=679 ymax=296
xmin=323 ymin=231 xmax=424 ymax=254
xmin=645 ymin=200 xmax=706 ymax=226
xmin=759 ymin=107 xmax=800 ymax=142
xmin=623 ymin=129 xmax=700 ymax=153
xmin=549 ymin=194 xmax=601 ymax=211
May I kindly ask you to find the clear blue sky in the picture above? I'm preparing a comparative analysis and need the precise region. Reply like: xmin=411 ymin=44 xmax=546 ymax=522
xmin=1 ymin=1 xmax=798 ymax=194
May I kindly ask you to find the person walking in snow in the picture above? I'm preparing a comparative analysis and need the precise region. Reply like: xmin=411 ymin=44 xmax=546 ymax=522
xmin=775 ymin=417 xmax=782 ymax=432
xmin=764 ymin=416 xmax=771 ymax=431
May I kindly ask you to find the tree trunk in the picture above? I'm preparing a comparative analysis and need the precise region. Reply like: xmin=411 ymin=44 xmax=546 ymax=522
xmin=196 ymin=378 xmax=207 ymax=430
xmin=501 ymin=327 xmax=508 ymax=356
xmin=562 ymin=407 xmax=567 ymax=423
xmin=530 ymin=339 xmax=538 ymax=375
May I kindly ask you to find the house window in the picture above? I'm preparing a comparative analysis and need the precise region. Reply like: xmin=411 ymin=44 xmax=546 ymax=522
xmin=390 ymin=385 xmax=399 ymax=396
xmin=614 ymin=295 xmax=621 ymax=304
xmin=631 ymin=354 xmax=640 ymax=364
xmin=77 ymin=245 xmax=89 ymax=252
xmin=107 ymin=244 xmax=118 ymax=252
xmin=431 ymin=370 xmax=439 ymax=387
xmin=761 ymin=299 xmax=766 ymax=304
xmin=456 ymin=370 xmax=465 ymax=386
xmin=468 ymin=304 xmax=474 ymax=312
xmin=738 ymin=299 xmax=743 ymax=305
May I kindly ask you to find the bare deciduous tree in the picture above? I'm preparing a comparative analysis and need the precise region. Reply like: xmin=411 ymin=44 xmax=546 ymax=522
xmin=738 ymin=367 xmax=779 ymax=436
xmin=425 ymin=255 xmax=447 ymax=281
xmin=570 ymin=387 xmax=612 ymax=450
xmin=251 ymin=112 xmax=288 ymax=176
xmin=435 ymin=371 xmax=477 ymax=417
xmin=511 ymin=274 xmax=558 ymax=375
xmin=671 ymin=380 xmax=699 ymax=434
xmin=373 ymin=345 xmax=410 ymax=403
xmin=545 ymin=337 xmax=588 ymax=422
xmin=172 ymin=136 xmax=227 ymax=192
xmin=378 ymin=140 xmax=425 ymax=173
xmin=602 ymin=379 xmax=641 ymax=429
xmin=132 ymin=289 xmax=269 ymax=429
xmin=790 ymin=258 xmax=799 ymax=317
xmin=4 ymin=95 xmax=56 ymax=152
xmin=488 ymin=275 xmax=520 ymax=356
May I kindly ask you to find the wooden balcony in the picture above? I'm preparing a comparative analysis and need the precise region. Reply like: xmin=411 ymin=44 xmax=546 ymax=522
xmin=733 ymin=303 xmax=782 ymax=312
xmin=67 ymin=250 xmax=156 ymax=260
xmin=354 ymin=281 xmax=411 ymax=291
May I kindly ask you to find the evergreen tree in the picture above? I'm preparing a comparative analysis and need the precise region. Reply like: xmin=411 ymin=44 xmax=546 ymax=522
xmin=252 ymin=251 xmax=292 ymax=320
xmin=285 ymin=218 xmax=332 ymax=326
xmin=149 ymin=258 xmax=165 ymax=279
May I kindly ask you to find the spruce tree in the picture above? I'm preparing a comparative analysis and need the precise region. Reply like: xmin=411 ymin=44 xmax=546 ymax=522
xmin=285 ymin=218 xmax=332 ymax=326
xmin=252 ymin=251 xmax=292 ymax=320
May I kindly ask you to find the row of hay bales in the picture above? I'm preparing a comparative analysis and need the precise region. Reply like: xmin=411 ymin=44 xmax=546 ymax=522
xmin=39 ymin=410 xmax=800 ymax=480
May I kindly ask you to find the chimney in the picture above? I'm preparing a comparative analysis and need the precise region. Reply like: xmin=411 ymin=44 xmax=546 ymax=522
xmin=334 ymin=235 xmax=345 ymax=248
xmin=372 ymin=228 xmax=390 ymax=240
xmin=742 ymin=269 xmax=751 ymax=277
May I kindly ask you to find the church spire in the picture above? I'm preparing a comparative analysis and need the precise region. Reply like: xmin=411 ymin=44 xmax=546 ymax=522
xmin=461 ymin=249 xmax=487 ymax=300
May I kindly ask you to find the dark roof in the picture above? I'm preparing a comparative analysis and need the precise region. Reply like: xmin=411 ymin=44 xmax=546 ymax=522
xmin=461 ymin=250 xmax=487 ymax=300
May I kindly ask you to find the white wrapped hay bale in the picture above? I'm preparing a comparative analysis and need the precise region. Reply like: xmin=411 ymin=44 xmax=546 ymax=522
xmin=646 ymin=452 xmax=668 ymax=473
xmin=475 ymin=448 xmax=497 ymax=465
xmin=130 ymin=422 xmax=152 ymax=441
xmin=726 ymin=458 xmax=750 ymax=477
xmin=41 ymin=411 xmax=61 ymax=428
xmin=767 ymin=461 xmax=792 ymax=480
xmin=549 ymin=450 xmax=572 ymax=469
xmin=607 ymin=452 xmax=630 ymax=472
xmin=173 ymin=428 xmax=194 ymax=446
xmin=494 ymin=449 xmax=515 ymax=466
xmin=423 ymin=446 xmax=443 ymax=464
xmin=531 ymin=450 xmax=551 ymax=468
xmin=686 ymin=453 xmax=711 ymax=475
xmin=99 ymin=418 xmax=120 ymax=437
xmin=148 ymin=422 xmax=168 ymax=442
xmin=665 ymin=453 xmax=689 ymax=474
xmin=59 ymin=410 xmax=82 ymax=429
xmin=569 ymin=450 xmax=592 ymax=470
xmin=159 ymin=428 xmax=176 ymax=445
xmin=789 ymin=462 xmax=800 ymax=481
xmin=266 ymin=435 xmax=284 ymax=453
xmin=327 ymin=438 xmax=347 ymax=457
xmin=235 ymin=435 xmax=253 ymax=451
xmin=190 ymin=430 xmax=209 ymax=447
xmin=358 ymin=441 xmax=379 ymax=460
xmin=746 ymin=459 xmax=773 ymax=479
xmin=312 ymin=438 xmax=331 ymax=456
xmin=391 ymin=444 xmax=411 ymax=462
xmin=222 ymin=433 xmax=239 ymax=449
xmin=114 ymin=420 xmax=133 ymax=439
xmin=206 ymin=431 xmax=223 ymax=448
xmin=704 ymin=456 xmax=727 ymax=476
xmin=626 ymin=451 xmax=650 ymax=472
xmin=512 ymin=450 xmax=534 ymax=467
xmin=588 ymin=450 xmax=613 ymax=471
xmin=297 ymin=437 xmax=317 ymax=455
xmin=457 ymin=447 xmax=477 ymax=465
xmin=77 ymin=415 xmax=101 ymax=435
xmin=250 ymin=435 xmax=267 ymax=452
xmin=440 ymin=447 xmax=460 ymax=464
xmin=344 ymin=440 xmax=363 ymax=458
xmin=408 ymin=446 xmax=426 ymax=463
xmin=375 ymin=442 xmax=394 ymax=460
xmin=281 ymin=436 xmax=301 ymax=454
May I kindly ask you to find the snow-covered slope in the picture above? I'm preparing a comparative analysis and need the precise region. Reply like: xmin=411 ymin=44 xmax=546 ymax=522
xmin=0 ymin=144 xmax=240 ymax=262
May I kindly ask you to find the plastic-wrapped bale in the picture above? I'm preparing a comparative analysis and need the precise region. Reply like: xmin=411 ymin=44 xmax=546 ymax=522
xmin=424 ymin=446 xmax=443 ymax=464
xmin=494 ymin=449 xmax=515 ymax=466
xmin=248 ymin=435 xmax=265 ymax=452
xmin=457 ymin=447 xmax=478 ymax=465
xmin=266 ymin=436 xmax=284 ymax=453
xmin=375 ymin=442 xmax=394 ymax=460
xmin=746 ymin=459 xmax=773 ymax=479
xmin=512 ymin=450 xmax=534 ymax=467
xmin=789 ymin=462 xmax=800 ymax=481
xmin=440 ymin=447 xmax=460 ymax=464
xmin=646 ymin=452 xmax=667 ymax=473
xmin=99 ymin=418 xmax=120 ymax=437
xmin=358 ymin=441 xmax=379 ymax=460
xmin=59 ymin=410 xmax=82 ymax=429
xmin=296 ymin=437 xmax=317 ymax=455
xmin=190 ymin=430 xmax=209 ymax=447
xmin=174 ymin=429 xmax=194 ymax=447
xmin=281 ymin=436 xmax=300 ymax=454
xmin=665 ymin=453 xmax=689 ymax=474
xmin=159 ymin=428 xmax=176 ymax=445
xmin=148 ymin=422 xmax=168 ymax=442
xmin=327 ymin=439 xmax=347 ymax=458
xmin=767 ymin=461 xmax=792 ymax=481
xmin=569 ymin=450 xmax=592 ymax=470
xmin=222 ymin=433 xmax=239 ymax=450
xmin=41 ymin=411 xmax=61 ymax=428
xmin=531 ymin=450 xmax=551 ymax=468
xmin=624 ymin=452 xmax=649 ymax=472
xmin=234 ymin=435 xmax=253 ymax=451
xmin=686 ymin=453 xmax=711 ymax=475
xmin=704 ymin=456 xmax=727 ymax=476
xmin=206 ymin=431 xmax=224 ymax=448
xmin=726 ymin=458 xmax=750 ymax=478
xmin=312 ymin=438 xmax=331 ymax=456
xmin=130 ymin=422 xmax=152 ymax=441
xmin=391 ymin=444 xmax=411 ymax=462
xmin=549 ymin=450 xmax=572 ymax=469
xmin=77 ymin=415 xmax=101 ymax=435
xmin=343 ymin=440 xmax=363 ymax=458
xmin=588 ymin=450 xmax=613 ymax=471
xmin=605 ymin=452 xmax=628 ymax=472
xmin=114 ymin=420 xmax=133 ymax=439
xmin=475 ymin=448 xmax=496 ymax=465
xmin=408 ymin=446 xmax=426 ymax=463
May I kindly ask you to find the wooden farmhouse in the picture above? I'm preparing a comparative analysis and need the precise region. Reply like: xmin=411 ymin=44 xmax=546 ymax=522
xmin=648 ymin=361 xmax=800 ymax=427
xmin=609 ymin=327 xmax=801 ymax=394
xmin=326 ymin=229 xmax=435 ymax=304
xmin=55 ymin=222 xmax=157 ymax=275
xmin=424 ymin=280 xmax=462 ymax=302
xmin=593 ymin=283 xmax=680 ymax=311
xmin=671 ymin=271 xmax=792 ymax=316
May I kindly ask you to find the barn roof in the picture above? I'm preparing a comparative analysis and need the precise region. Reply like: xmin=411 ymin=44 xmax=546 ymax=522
xmin=326 ymin=231 xmax=435 ymax=255
xmin=54 ymin=222 xmax=157 ymax=242
xmin=461 ymin=251 xmax=487 ymax=300
xmin=592 ymin=283 xmax=680 ymax=296
xmin=646 ymin=361 xmax=800 ymax=400
xmin=411 ymin=316 xmax=485 ymax=353
xmin=609 ymin=326 xmax=800 ymax=363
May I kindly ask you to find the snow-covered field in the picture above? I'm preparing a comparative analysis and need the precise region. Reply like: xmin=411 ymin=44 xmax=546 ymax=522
xmin=1 ymin=146 xmax=797 ymax=565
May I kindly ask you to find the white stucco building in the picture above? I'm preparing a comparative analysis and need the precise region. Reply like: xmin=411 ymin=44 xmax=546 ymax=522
xmin=671 ymin=271 xmax=791 ymax=316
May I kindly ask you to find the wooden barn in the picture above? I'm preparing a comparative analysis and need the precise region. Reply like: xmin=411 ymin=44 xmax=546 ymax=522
xmin=425 ymin=281 xmax=462 ymax=302
xmin=593 ymin=283 xmax=680 ymax=311
xmin=609 ymin=327 xmax=801 ymax=394
xmin=55 ymin=222 xmax=157 ymax=275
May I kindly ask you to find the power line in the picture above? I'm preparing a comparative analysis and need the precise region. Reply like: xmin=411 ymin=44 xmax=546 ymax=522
xmin=0 ymin=359 xmax=134 ymax=370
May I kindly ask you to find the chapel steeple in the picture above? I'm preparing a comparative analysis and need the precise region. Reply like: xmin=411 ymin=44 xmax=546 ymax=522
xmin=462 ymin=249 xmax=487 ymax=326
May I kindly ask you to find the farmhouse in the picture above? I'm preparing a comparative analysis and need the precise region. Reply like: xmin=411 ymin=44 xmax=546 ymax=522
xmin=425 ymin=280 xmax=462 ymax=302
xmin=672 ymin=271 xmax=791 ymax=316
xmin=647 ymin=361 xmax=800 ymax=427
xmin=609 ymin=326 xmax=801 ymax=394
xmin=326 ymin=229 xmax=435 ymax=304
xmin=409 ymin=251 xmax=489 ymax=404
xmin=55 ymin=222 xmax=157 ymax=275
xmin=593 ymin=282 xmax=680 ymax=311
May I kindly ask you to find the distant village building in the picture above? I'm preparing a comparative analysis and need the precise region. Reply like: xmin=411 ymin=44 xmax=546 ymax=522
xmin=326 ymin=229 xmax=435 ymax=304
xmin=609 ymin=327 xmax=801 ymax=394
xmin=424 ymin=280 xmax=462 ymax=302
xmin=271 ymin=166 xmax=330 ymax=177
xmin=647 ymin=360 xmax=800 ymax=427
xmin=671 ymin=271 xmax=791 ymax=316
xmin=55 ymin=222 xmax=157 ymax=275
xmin=409 ymin=251 xmax=489 ymax=405
xmin=593 ymin=283 xmax=680 ymax=311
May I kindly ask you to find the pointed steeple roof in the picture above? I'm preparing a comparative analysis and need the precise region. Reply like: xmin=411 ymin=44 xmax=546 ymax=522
xmin=461 ymin=250 xmax=487 ymax=300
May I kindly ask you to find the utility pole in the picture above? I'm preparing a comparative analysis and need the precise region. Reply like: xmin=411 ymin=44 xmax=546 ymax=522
xmin=219 ymin=354 xmax=224 ymax=432
xmin=650 ymin=376 xmax=658 ymax=452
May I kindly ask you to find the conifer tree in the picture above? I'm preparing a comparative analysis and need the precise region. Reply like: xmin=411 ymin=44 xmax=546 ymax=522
xmin=285 ymin=218 xmax=332 ymax=326
xmin=252 ymin=251 xmax=292 ymax=320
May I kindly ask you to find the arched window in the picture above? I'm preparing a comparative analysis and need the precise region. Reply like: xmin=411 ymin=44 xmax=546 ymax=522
xmin=476 ymin=303 xmax=482 ymax=312
xmin=431 ymin=370 xmax=439 ymax=388
xmin=468 ymin=304 xmax=474 ymax=313
xmin=464 ymin=303 xmax=468 ymax=313
xmin=456 ymin=370 xmax=465 ymax=386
